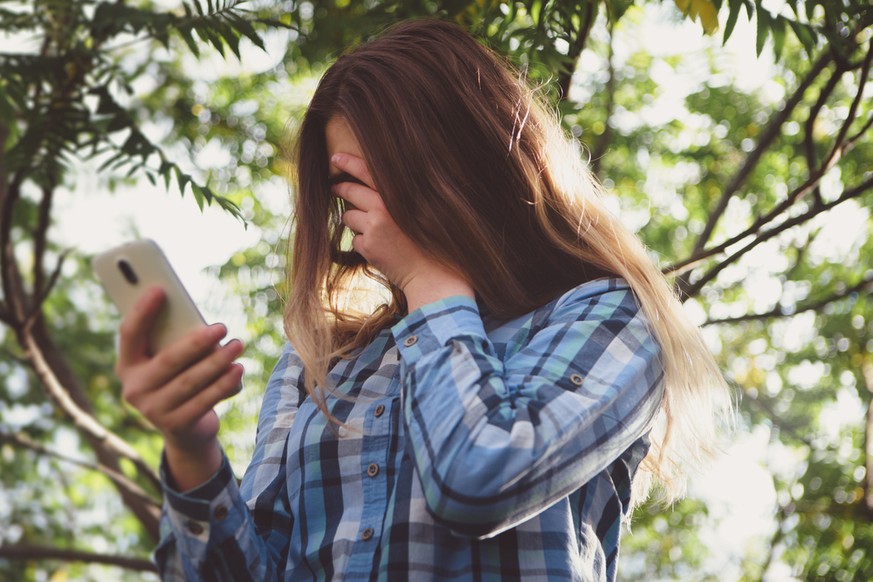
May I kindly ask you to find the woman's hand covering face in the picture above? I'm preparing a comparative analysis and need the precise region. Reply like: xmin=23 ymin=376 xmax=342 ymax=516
xmin=325 ymin=117 xmax=475 ymax=312
xmin=330 ymin=152 xmax=437 ymax=292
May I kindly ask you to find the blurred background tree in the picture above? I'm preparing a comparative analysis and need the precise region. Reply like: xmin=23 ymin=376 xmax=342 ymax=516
xmin=1 ymin=0 xmax=871 ymax=580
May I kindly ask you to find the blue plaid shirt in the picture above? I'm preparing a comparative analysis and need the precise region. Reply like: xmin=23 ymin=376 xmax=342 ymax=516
xmin=155 ymin=278 xmax=664 ymax=581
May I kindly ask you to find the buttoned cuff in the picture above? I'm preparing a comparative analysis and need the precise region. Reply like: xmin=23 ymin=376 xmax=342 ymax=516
xmin=160 ymin=449 xmax=245 ymax=562
xmin=391 ymin=296 xmax=488 ymax=365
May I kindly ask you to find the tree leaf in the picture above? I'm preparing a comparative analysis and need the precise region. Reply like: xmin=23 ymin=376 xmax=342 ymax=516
xmin=755 ymin=2 xmax=770 ymax=57
xmin=723 ymin=0 xmax=743 ymax=45
xmin=696 ymin=0 xmax=719 ymax=34
xmin=771 ymin=14 xmax=787 ymax=61
xmin=191 ymin=183 xmax=206 ymax=210
xmin=788 ymin=19 xmax=817 ymax=57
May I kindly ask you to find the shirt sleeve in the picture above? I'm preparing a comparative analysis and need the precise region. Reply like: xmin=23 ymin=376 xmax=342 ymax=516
xmin=153 ymin=342 xmax=304 ymax=581
xmin=390 ymin=284 xmax=665 ymax=538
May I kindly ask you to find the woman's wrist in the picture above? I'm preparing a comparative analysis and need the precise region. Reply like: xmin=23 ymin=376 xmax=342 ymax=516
xmin=164 ymin=437 xmax=223 ymax=493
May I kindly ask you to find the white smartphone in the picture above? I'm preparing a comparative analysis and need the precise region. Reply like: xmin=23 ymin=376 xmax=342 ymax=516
xmin=93 ymin=239 xmax=207 ymax=353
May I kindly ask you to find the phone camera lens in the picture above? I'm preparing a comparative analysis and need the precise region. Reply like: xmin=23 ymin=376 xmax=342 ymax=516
xmin=117 ymin=260 xmax=139 ymax=284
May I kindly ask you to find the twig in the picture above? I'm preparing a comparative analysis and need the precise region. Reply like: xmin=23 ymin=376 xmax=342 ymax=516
xmin=24 ymin=249 xmax=70 ymax=332
xmin=689 ymin=50 xmax=834 ymax=255
xmin=20 ymin=331 xmax=162 ymax=492
xmin=557 ymin=0 xmax=595 ymax=101
xmin=0 ymin=121 xmax=7 ymax=220
xmin=667 ymin=150 xmax=849 ymax=279
xmin=758 ymin=504 xmax=788 ymax=581
xmin=0 ymin=545 xmax=156 ymax=573
xmin=785 ymin=229 xmax=815 ymax=280
xmin=747 ymin=394 xmax=814 ymax=449
xmin=862 ymin=359 xmax=873 ymax=512
xmin=689 ymin=226 xmax=813 ymax=322
xmin=0 ymin=116 xmax=26 ymax=328
xmin=666 ymin=41 xmax=872 ymax=284
xmin=824 ymin=39 xmax=873 ymax=165
xmin=33 ymin=183 xmax=55 ymax=297
xmin=847 ymin=111 xmax=873 ymax=145
xmin=803 ymin=62 xmax=845 ymax=207
xmin=704 ymin=274 xmax=873 ymax=326
xmin=684 ymin=172 xmax=873 ymax=298
xmin=0 ymin=35 xmax=54 ymax=321
xmin=590 ymin=21 xmax=615 ymax=178
xmin=0 ymin=430 xmax=161 ymax=508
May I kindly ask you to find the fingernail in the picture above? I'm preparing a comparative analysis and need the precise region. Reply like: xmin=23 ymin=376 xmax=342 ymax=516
xmin=209 ymin=324 xmax=228 ymax=340
xmin=331 ymin=154 xmax=343 ymax=164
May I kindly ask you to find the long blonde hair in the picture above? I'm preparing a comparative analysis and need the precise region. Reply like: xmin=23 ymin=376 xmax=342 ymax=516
xmin=285 ymin=18 xmax=732 ymax=505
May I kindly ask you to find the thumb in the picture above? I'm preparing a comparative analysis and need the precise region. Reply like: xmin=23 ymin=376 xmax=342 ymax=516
xmin=117 ymin=286 xmax=165 ymax=365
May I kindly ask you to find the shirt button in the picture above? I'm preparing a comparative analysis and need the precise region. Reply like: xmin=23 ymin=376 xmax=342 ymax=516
xmin=403 ymin=335 xmax=418 ymax=347
xmin=361 ymin=527 xmax=374 ymax=541
xmin=214 ymin=505 xmax=229 ymax=521
xmin=374 ymin=404 xmax=385 ymax=417
xmin=367 ymin=463 xmax=380 ymax=477
xmin=569 ymin=373 xmax=584 ymax=386
xmin=186 ymin=520 xmax=204 ymax=535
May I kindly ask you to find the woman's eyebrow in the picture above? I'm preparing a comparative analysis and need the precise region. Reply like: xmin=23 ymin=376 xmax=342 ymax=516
xmin=328 ymin=172 xmax=367 ymax=187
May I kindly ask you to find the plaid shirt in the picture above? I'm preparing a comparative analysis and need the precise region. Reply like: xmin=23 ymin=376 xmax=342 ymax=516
xmin=155 ymin=278 xmax=664 ymax=581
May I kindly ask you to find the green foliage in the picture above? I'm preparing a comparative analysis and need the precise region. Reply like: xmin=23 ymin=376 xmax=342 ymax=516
xmin=1 ymin=0 xmax=872 ymax=579
xmin=717 ymin=0 xmax=873 ymax=60
xmin=0 ymin=0 xmax=290 ymax=218
xmin=623 ymin=498 xmax=713 ymax=578
xmin=548 ymin=4 xmax=872 ymax=576
xmin=0 ymin=0 xmax=286 ymax=578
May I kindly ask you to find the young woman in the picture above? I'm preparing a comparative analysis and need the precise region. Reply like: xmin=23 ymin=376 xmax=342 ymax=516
xmin=116 ymin=18 xmax=730 ymax=581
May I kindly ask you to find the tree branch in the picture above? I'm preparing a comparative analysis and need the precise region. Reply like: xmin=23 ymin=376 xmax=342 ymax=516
xmin=0 ymin=34 xmax=53 ymax=325
xmin=0 ymin=430 xmax=161 ymax=508
xmin=1 ymin=227 xmax=161 ymax=538
xmin=0 ymin=545 xmax=157 ymax=574
xmin=590 ymin=22 xmax=615 ymax=178
xmin=23 ymin=249 xmax=69 ymax=332
xmin=688 ymin=50 xmax=834 ymax=255
xmin=683 ymin=172 xmax=873 ymax=299
xmin=847 ymin=112 xmax=873 ymax=145
xmin=704 ymin=273 xmax=873 ymax=326
xmin=0 ymin=166 xmax=27 ymax=330
xmin=746 ymin=393 xmax=814 ymax=449
xmin=666 ymin=42 xmax=872 ymax=285
xmin=822 ymin=39 xmax=873 ymax=166
xmin=557 ymin=0 xmax=595 ymax=101
xmin=32 ymin=182 xmax=55 ymax=297
xmin=0 ymin=120 xmax=7 ymax=326
xmin=20 ymin=331 xmax=162 ymax=493
xmin=1 ymin=180 xmax=162 ymax=539
xmin=803 ymin=61 xmax=845 ymax=207
xmin=0 ymin=121 xmax=6 ymax=201
xmin=862 ymin=357 xmax=873 ymax=512
xmin=667 ymin=150 xmax=852 ymax=280
xmin=758 ymin=504 xmax=788 ymax=581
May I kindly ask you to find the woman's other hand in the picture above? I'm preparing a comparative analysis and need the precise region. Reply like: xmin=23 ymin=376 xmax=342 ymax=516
xmin=330 ymin=152 xmax=474 ymax=312
xmin=115 ymin=286 xmax=244 ymax=490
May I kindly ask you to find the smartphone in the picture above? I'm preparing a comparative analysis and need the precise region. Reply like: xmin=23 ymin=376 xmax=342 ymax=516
xmin=93 ymin=239 xmax=207 ymax=353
